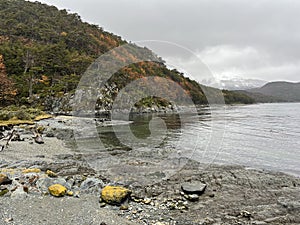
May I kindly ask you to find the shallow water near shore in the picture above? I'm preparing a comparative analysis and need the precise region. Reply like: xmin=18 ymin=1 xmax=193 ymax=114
xmin=72 ymin=103 xmax=300 ymax=179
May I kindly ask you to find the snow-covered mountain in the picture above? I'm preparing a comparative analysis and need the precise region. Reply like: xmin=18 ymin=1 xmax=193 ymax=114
xmin=202 ymin=77 xmax=267 ymax=90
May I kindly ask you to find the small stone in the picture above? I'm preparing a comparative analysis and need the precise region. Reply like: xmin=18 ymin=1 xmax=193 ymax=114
xmin=46 ymin=170 xmax=57 ymax=177
xmin=67 ymin=191 xmax=74 ymax=196
xmin=74 ymin=191 xmax=80 ymax=198
xmin=22 ymin=168 xmax=41 ymax=174
xmin=4 ymin=218 xmax=13 ymax=222
xmin=240 ymin=210 xmax=251 ymax=218
xmin=186 ymin=194 xmax=199 ymax=202
xmin=143 ymin=198 xmax=152 ymax=204
xmin=0 ymin=174 xmax=12 ymax=185
xmin=48 ymin=184 xmax=67 ymax=197
xmin=120 ymin=204 xmax=129 ymax=210
xmin=252 ymin=221 xmax=267 ymax=225
xmin=181 ymin=181 xmax=207 ymax=195
xmin=100 ymin=202 xmax=106 ymax=208
xmin=35 ymin=136 xmax=44 ymax=144
xmin=23 ymin=186 xmax=29 ymax=193
xmin=101 ymin=186 xmax=131 ymax=205
xmin=132 ymin=197 xmax=142 ymax=202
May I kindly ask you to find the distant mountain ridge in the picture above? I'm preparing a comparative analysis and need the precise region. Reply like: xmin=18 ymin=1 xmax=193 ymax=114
xmin=241 ymin=81 xmax=300 ymax=103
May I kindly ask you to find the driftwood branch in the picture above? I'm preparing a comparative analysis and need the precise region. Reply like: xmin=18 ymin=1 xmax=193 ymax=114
xmin=5 ymin=130 xmax=16 ymax=147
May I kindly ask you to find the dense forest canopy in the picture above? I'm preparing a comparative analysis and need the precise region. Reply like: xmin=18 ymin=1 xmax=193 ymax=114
xmin=0 ymin=0 xmax=254 ymax=109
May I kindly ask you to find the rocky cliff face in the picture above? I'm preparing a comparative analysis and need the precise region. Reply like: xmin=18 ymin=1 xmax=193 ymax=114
xmin=43 ymin=83 xmax=174 ymax=116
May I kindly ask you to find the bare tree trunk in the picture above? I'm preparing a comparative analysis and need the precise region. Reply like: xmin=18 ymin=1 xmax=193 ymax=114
xmin=29 ymin=73 xmax=33 ymax=98
xmin=23 ymin=50 xmax=35 ymax=98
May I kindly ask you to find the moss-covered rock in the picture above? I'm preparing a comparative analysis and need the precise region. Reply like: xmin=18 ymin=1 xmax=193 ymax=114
xmin=48 ymin=184 xmax=67 ymax=197
xmin=101 ymin=186 xmax=131 ymax=205
xmin=0 ymin=188 xmax=9 ymax=196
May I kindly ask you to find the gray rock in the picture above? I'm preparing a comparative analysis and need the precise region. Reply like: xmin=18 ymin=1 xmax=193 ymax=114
xmin=185 ymin=194 xmax=199 ymax=202
xmin=181 ymin=181 xmax=207 ymax=195
xmin=34 ymin=136 xmax=44 ymax=144
xmin=80 ymin=177 xmax=104 ymax=193
xmin=36 ymin=177 xmax=71 ymax=193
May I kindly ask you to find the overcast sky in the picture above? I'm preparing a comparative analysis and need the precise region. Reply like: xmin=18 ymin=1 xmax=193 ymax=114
xmin=29 ymin=0 xmax=300 ymax=84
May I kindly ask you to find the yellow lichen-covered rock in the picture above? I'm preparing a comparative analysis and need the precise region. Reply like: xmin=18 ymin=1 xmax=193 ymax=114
xmin=66 ymin=191 xmax=74 ymax=196
xmin=46 ymin=170 xmax=57 ymax=177
xmin=101 ymin=186 xmax=131 ymax=205
xmin=22 ymin=168 xmax=41 ymax=173
xmin=48 ymin=184 xmax=67 ymax=197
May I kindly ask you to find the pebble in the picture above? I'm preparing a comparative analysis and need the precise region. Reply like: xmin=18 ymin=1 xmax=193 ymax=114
xmin=120 ymin=204 xmax=129 ymax=210
xmin=185 ymin=194 xmax=199 ymax=202
xmin=240 ymin=210 xmax=251 ymax=218
xmin=46 ymin=170 xmax=58 ymax=178
xmin=143 ymin=198 xmax=152 ymax=204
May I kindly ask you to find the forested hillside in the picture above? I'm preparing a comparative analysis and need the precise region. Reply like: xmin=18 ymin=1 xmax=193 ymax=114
xmin=0 ymin=0 xmax=254 ymax=110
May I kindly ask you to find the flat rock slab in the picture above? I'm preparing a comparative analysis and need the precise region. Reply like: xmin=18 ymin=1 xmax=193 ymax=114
xmin=181 ymin=181 xmax=207 ymax=195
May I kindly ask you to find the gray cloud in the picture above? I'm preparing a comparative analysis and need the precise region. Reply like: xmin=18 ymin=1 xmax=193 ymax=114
xmin=29 ymin=0 xmax=300 ymax=82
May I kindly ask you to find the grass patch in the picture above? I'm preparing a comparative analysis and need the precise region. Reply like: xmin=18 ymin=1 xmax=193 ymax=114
xmin=0 ymin=119 xmax=34 ymax=126
xmin=0 ymin=106 xmax=52 ymax=126
xmin=34 ymin=113 xmax=53 ymax=121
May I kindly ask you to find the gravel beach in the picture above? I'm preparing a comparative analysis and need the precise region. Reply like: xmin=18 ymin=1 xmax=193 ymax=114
xmin=0 ymin=117 xmax=299 ymax=225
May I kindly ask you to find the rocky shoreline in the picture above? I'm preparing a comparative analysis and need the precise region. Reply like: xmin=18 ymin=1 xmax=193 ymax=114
xmin=0 ymin=118 xmax=299 ymax=225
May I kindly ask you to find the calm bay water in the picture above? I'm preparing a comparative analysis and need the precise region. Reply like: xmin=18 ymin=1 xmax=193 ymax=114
xmin=193 ymin=103 xmax=300 ymax=176
xmin=76 ymin=103 xmax=300 ymax=178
